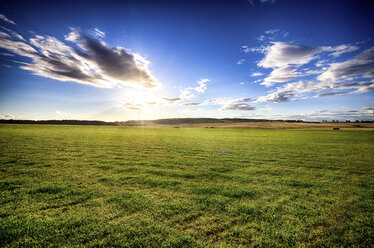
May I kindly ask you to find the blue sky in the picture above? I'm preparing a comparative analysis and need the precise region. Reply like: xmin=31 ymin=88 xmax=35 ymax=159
xmin=0 ymin=0 xmax=373 ymax=121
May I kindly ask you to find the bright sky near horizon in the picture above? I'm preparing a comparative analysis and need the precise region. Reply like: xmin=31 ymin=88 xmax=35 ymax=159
xmin=0 ymin=0 xmax=373 ymax=121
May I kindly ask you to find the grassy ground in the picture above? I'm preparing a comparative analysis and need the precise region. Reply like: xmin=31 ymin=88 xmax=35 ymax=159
xmin=0 ymin=124 xmax=373 ymax=247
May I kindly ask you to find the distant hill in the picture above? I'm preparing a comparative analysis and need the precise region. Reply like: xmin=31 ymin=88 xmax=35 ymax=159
xmin=124 ymin=118 xmax=275 ymax=126
xmin=0 ymin=118 xmax=304 ymax=126
xmin=0 ymin=119 xmax=118 ymax=126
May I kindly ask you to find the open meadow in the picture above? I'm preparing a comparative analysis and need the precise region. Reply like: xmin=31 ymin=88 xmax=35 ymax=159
xmin=0 ymin=124 xmax=373 ymax=247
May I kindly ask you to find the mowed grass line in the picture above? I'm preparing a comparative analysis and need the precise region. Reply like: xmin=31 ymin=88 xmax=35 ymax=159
xmin=0 ymin=124 xmax=373 ymax=247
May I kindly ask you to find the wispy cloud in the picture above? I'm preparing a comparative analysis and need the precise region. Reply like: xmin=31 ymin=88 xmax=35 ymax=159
xmin=329 ymin=44 xmax=359 ymax=57
xmin=251 ymin=72 xmax=263 ymax=77
xmin=0 ymin=26 xmax=159 ymax=89
xmin=221 ymin=102 xmax=256 ymax=111
xmin=254 ymin=29 xmax=290 ymax=43
xmin=239 ymin=107 xmax=374 ymax=121
xmin=237 ymin=59 xmax=246 ymax=64
xmin=163 ymin=97 xmax=182 ymax=103
xmin=56 ymin=110 xmax=70 ymax=115
xmin=241 ymin=45 xmax=267 ymax=53
xmin=93 ymin=28 xmax=105 ymax=38
xmin=0 ymin=31 xmax=11 ymax=38
xmin=0 ymin=26 xmax=25 ymax=41
xmin=264 ymin=29 xmax=279 ymax=34
xmin=0 ymin=37 xmax=37 ymax=56
xmin=0 ymin=113 xmax=16 ymax=119
xmin=194 ymin=78 xmax=210 ymax=93
xmin=116 ymin=78 xmax=211 ymax=111
xmin=206 ymin=97 xmax=256 ymax=111
xmin=120 ymin=101 xmax=143 ymax=111
xmin=0 ymin=14 xmax=16 ymax=25
xmin=182 ymin=102 xmax=201 ymax=106
xmin=248 ymin=0 xmax=277 ymax=6
xmin=166 ymin=78 xmax=210 ymax=103
xmin=256 ymin=78 xmax=374 ymax=103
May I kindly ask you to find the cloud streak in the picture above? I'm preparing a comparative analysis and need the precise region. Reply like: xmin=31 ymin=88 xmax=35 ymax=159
xmin=256 ymin=79 xmax=374 ymax=103
xmin=0 ymin=14 xmax=16 ymax=25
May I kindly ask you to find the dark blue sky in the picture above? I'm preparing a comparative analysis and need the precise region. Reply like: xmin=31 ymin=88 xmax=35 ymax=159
xmin=0 ymin=0 xmax=373 ymax=121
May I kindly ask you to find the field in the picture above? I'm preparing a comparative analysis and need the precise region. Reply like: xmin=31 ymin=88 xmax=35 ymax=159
xmin=0 ymin=124 xmax=373 ymax=247
xmin=144 ymin=121 xmax=374 ymax=129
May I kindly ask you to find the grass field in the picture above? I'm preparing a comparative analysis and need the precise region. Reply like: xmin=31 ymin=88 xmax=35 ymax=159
xmin=0 ymin=124 xmax=373 ymax=247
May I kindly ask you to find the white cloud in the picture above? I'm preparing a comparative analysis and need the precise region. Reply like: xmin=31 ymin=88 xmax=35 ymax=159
xmin=258 ymin=42 xmax=323 ymax=68
xmin=0 ymin=27 xmax=159 ymax=89
xmin=65 ymin=27 xmax=80 ymax=42
xmin=251 ymin=72 xmax=263 ymax=77
xmin=122 ymin=78 xmax=210 ymax=109
xmin=0 ymin=37 xmax=37 ymax=56
xmin=178 ymin=88 xmax=195 ymax=100
xmin=261 ymin=65 xmax=301 ymax=87
xmin=318 ymin=47 xmax=374 ymax=82
xmin=246 ymin=41 xmax=367 ymax=88
xmin=256 ymin=42 xmax=359 ymax=69
xmin=315 ymin=59 xmax=327 ymax=67
xmin=0 ymin=113 xmax=16 ymax=119
xmin=257 ymin=35 xmax=266 ymax=42
xmin=166 ymin=78 xmax=210 ymax=104
xmin=194 ymin=78 xmax=210 ymax=93
xmin=237 ymin=59 xmax=246 ymax=64
xmin=0 ymin=14 xmax=16 ymax=25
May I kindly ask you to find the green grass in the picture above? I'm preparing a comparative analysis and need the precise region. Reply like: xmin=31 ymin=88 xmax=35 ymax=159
xmin=0 ymin=124 xmax=373 ymax=247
